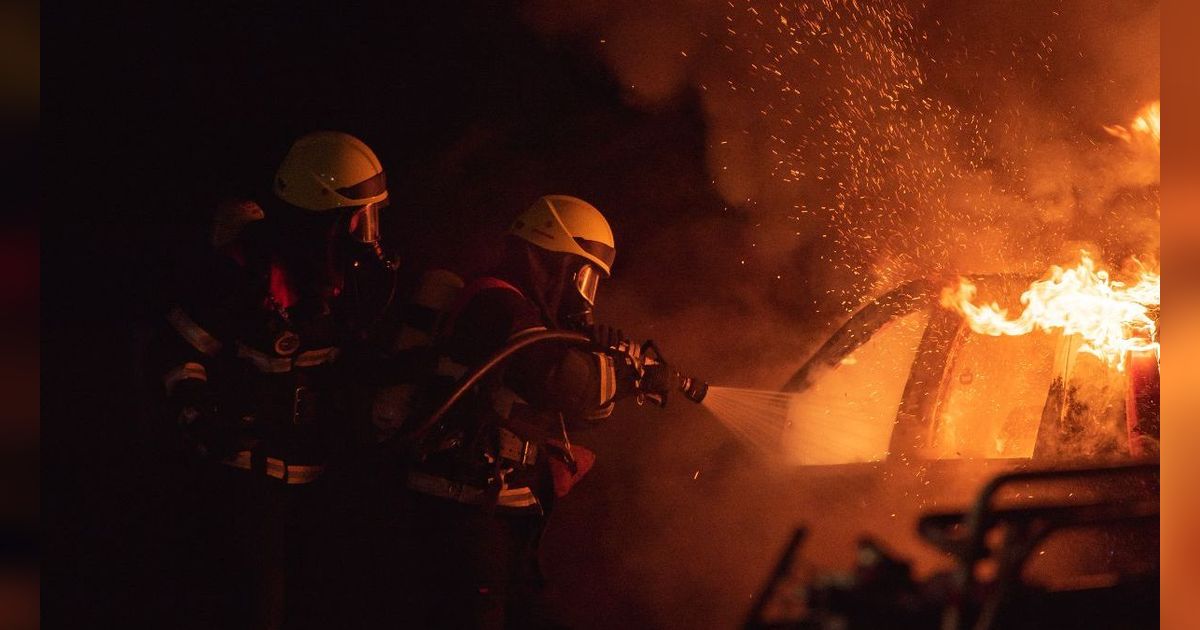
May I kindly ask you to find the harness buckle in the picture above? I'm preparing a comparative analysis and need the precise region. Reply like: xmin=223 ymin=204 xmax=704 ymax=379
xmin=497 ymin=427 xmax=537 ymax=466
xmin=292 ymin=385 xmax=310 ymax=424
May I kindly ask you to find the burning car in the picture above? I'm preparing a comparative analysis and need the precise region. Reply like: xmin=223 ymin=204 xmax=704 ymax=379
xmin=774 ymin=259 xmax=1159 ymax=467
xmin=737 ymin=259 xmax=1160 ymax=629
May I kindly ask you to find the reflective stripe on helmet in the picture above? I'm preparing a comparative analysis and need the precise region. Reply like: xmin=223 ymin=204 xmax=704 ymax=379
xmin=573 ymin=237 xmax=615 ymax=272
xmin=335 ymin=169 xmax=387 ymax=201
xmin=274 ymin=131 xmax=389 ymax=211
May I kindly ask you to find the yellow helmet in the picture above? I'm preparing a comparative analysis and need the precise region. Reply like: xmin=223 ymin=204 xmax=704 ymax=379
xmin=274 ymin=131 xmax=388 ymax=242
xmin=508 ymin=195 xmax=616 ymax=276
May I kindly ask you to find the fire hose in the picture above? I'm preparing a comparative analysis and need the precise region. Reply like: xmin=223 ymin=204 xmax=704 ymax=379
xmin=408 ymin=330 xmax=708 ymax=444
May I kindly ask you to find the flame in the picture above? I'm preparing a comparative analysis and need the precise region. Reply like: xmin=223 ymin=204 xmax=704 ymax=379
xmin=940 ymin=252 xmax=1159 ymax=371
xmin=1104 ymin=100 xmax=1160 ymax=149
xmin=1132 ymin=101 xmax=1160 ymax=144
xmin=944 ymin=101 xmax=1161 ymax=372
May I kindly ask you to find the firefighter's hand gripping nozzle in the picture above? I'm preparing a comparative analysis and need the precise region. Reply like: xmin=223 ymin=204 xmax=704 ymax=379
xmin=603 ymin=332 xmax=708 ymax=407
xmin=636 ymin=339 xmax=708 ymax=407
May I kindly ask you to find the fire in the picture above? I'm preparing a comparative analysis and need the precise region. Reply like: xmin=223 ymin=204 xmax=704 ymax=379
xmin=943 ymin=101 xmax=1161 ymax=372
xmin=940 ymin=252 xmax=1159 ymax=371
xmin=1104 ymin=100 xmax=1160 ymax=149
xmin=1132 ymin=101 xmax=1160 ymax=145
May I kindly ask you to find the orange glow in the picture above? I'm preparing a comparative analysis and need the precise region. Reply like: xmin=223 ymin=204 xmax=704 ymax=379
xmin=1132 ymin=101 xmax=1161 ymax=145
xmin=940 ymin=252 xmax=1159 ymax=371
xmin=1104 ymin=100 xmax=1160 ymax=149
xmin=944 ymin=101 xmax=1161 ymax=374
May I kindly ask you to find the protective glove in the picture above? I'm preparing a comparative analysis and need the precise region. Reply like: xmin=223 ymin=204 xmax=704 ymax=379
xmin=590 ymin=323 xmax=627 ymax=352
xmin=170 ymin=379 xmax=240 ymax=459
xmin=639 ymin=361 xmax=678 ymax=407
xmin=592 ymin=324 xmax=644 ymax=399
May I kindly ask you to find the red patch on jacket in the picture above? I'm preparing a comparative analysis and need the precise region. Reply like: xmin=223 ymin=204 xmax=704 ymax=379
xmin=268 ymin=261 xmax=300 ymax=309
xmin=547 ymin=442 xmax=596 ymax=498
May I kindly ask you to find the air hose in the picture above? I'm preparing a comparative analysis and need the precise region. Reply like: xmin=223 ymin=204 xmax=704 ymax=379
xmin=409 ymin=330 xmax=594 ymax=443
xmin=407 ymin=330 xmax=708 ymax=444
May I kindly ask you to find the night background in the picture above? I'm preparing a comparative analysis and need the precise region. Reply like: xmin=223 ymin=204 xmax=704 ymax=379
xmin=42 ymin=0 xmax=1159 ymax=628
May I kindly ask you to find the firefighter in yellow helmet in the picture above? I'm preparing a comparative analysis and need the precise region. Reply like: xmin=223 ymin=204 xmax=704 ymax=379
xmin=152 ymin=131 xmax=401 ymax=629
xmin=381 ymin=195 xmax=675 ymax=628
xmin=272 ymin=131 xmax=392 ymax=258
xmin=505 ymin=194 xmax=617 ymax=329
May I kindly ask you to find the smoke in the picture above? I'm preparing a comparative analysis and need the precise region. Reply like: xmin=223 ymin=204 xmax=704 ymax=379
xmin=524 ymin=0 xmax=1159 ymax=296
xmin=521 ymin=1 xmax=1159 ymax=627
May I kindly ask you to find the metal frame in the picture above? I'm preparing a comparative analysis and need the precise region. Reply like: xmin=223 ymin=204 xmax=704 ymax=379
xmin=917 ymin=463 xmax=1159 ymax=630
xmin=745 ymin=463 xmax=1158 ymax=629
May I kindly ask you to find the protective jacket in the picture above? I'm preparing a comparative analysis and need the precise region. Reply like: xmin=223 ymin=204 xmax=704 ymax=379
xmin=410 ymin=258 xmax=635 ymax=512
xmin=154 ymin=202 xmax=399 ymax=483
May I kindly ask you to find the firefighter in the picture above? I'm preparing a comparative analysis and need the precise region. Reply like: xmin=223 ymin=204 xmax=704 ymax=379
xmin=385 ymin=195 xmax=674 ymax=628
xmin=152 ymin=131 xmax=399 ymax=629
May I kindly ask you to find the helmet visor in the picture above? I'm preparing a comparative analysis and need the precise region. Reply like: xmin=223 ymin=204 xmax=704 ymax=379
xmin=348 ymin=199 xmax=387 ymax=243
xmin=574 ymin=263 xmax=601 ymax=305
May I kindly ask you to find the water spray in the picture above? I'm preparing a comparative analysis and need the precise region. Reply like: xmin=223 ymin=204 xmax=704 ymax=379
xmin=700 ymin=386 xmax=794 ymax=455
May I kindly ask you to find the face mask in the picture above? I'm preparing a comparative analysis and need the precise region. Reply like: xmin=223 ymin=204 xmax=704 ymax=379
xmin=573 ymin=263 xmax=600 ymax=305
xmin=347 ymin=199 xmax=386 ymax=244
xmin=562 ymin=302 xmax=595 ymax=332
xmin=560 ymin=262 xmax=600 ymax=330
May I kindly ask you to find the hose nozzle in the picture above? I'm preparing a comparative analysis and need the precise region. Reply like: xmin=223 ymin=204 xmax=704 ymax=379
xmin=678 ymin=374 xmax=709 ymax=404
xmin=633 ymin=338 xmax=708 ymax=407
